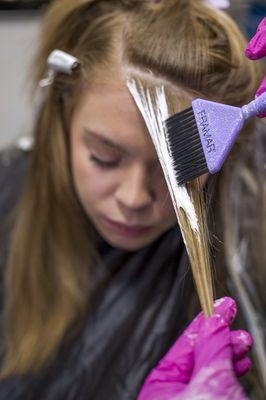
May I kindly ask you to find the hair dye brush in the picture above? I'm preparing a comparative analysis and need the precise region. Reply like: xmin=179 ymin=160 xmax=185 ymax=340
xmin=164 ymin=92 xmax=266 ymax=185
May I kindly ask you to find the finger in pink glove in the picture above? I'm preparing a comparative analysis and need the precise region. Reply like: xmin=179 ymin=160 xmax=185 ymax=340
xmin=245 ymin=17 xmax=266 ymax=117
xmin=245 ymin=18 xmax=266 ymax=60
xmin=137 ymin=297 xmax=252 ymax=400
xmin=255 ymin=76 xmax=266 ymax=98
xmin=184 ymin=313 xmax=248 ymax=400
xmin=255 ymin=76 xmax=266 ymax=117
xmin=231 ymin=329 xmax=253 ymax=376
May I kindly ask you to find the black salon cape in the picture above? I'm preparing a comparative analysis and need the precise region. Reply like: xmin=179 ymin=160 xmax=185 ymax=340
xmin=0 ymin=147 xmax=194 ymax=400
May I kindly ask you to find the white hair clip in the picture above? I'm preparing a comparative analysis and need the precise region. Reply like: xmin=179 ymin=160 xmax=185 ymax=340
xmin=204 ymin=0 xmax=230 ymax=9
xmin=39 ymin=49 xmax=80 ymax=87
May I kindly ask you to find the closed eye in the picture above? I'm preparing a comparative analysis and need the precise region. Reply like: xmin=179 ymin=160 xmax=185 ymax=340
xmin=89 ymin=154 xmax=121 ymax=169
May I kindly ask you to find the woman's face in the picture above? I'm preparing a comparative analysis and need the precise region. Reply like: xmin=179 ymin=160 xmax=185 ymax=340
xmin=70 ymin=81 xmax=177 ymax=251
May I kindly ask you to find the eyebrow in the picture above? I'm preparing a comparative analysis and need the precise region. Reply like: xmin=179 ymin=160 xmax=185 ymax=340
xmin=84 ymin=128 xmax=130 ymax=155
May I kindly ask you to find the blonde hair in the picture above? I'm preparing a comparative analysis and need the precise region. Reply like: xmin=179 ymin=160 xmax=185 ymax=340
xmin=2 ymin=0 xmax=126 ymax=377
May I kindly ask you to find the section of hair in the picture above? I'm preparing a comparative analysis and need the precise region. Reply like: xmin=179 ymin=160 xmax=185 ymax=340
xmin=127 ymin=78 xmax=213 ymax=315
xmin=2 ymin=0 xmax=124 ymax=377
xmin=122 ymin=0 xmax=262 ymax=329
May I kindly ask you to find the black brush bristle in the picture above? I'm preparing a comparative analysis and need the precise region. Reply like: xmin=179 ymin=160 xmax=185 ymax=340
xmin=164 ymin=107 xmax=208 ymax=185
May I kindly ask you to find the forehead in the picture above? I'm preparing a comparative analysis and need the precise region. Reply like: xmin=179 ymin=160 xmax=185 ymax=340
xmin=73 ymin=81 xmax=157 ymax=159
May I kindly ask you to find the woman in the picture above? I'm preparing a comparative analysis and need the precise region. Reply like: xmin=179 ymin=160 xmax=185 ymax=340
xmin=0 ymin=0 xmax=264 ymax=398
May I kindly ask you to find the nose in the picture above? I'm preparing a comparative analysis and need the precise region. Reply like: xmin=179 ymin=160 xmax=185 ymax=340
xmin=115 ymin=164 xmax=154 ymax=211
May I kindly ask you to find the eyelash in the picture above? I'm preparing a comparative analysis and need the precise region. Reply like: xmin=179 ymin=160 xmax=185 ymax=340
xmin=89 ymin=154 xmax=120 ymax=169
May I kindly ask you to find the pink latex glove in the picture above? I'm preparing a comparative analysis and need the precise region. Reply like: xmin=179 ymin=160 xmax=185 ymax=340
xmin=245 ymin=17 xmax=266 ymax=117
xmin=245 ymin=17 xmax=266 ymax=61
xmin=138 ymin=297 xmax=252 ymax=400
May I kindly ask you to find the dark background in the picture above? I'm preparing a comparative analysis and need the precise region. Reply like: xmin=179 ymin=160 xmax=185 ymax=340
xmin=0 ymin=0 xmax=49 ymax=10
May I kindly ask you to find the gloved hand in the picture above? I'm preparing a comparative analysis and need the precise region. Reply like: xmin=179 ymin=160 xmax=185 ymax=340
xmin=245 ymin=17 xmax=266 ymax=116
xmin=245 ymin=17 xmax=266 ymax=61
xmin=138 ymin=297 xmax=252 ymax=400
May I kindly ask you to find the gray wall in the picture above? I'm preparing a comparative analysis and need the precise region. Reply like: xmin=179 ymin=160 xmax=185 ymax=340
xmin=0 ymin=12 xmax=41 ymax=149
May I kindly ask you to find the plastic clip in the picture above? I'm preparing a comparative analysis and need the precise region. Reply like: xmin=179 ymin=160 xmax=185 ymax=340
xmin=39 ymin=49 xmax=80 ymax=88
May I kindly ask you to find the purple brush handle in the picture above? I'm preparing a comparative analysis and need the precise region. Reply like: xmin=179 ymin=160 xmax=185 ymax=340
xmin=193 ymin=92 xmax=266 ymax=175
xmin=241 ymin=92 xmax=266 ymax=120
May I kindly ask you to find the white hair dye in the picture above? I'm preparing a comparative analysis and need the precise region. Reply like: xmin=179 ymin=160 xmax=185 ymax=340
xmin=127 ymin=78 xmax=200 ymax=238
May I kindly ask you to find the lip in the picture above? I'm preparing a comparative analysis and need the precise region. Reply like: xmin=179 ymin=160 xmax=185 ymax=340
xmin=102 ymin=217 xmax=153 ymax=237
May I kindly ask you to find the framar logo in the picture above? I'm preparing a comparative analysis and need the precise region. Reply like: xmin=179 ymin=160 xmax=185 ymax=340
xmin=197 ymin=110 xmax=216 ymax=153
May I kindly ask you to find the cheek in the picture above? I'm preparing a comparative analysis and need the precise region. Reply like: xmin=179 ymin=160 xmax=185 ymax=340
xmin=159 ymin=193 xmax=176 ymax=220
xmin=71 ymin=140 xmax=103 ymax=200
xmin=154 ymin=178 xmax=176 ymax=221
xmin=70 ymin=137 xmax=111 ymax=205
